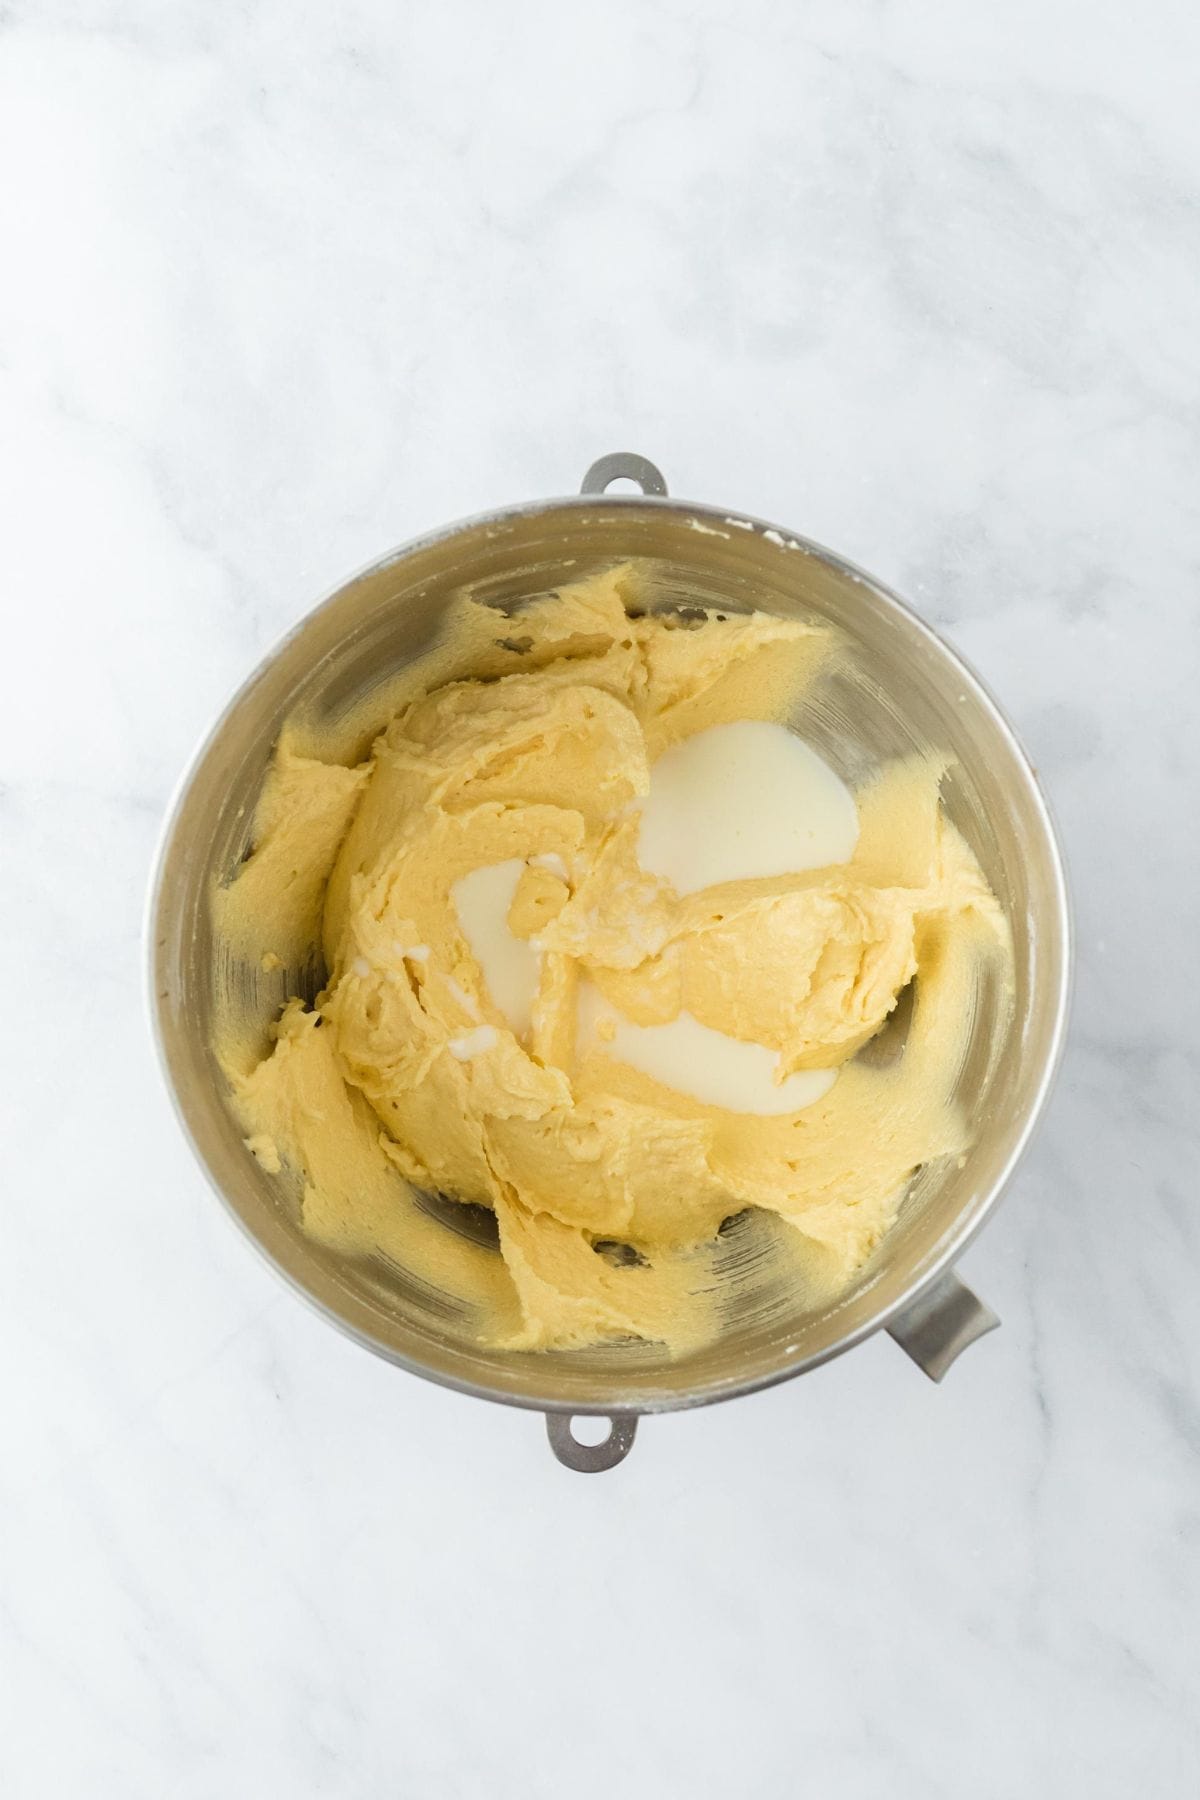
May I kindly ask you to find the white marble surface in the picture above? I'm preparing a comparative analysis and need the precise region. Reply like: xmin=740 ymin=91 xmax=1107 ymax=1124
xmin=2 ymin=2 xmax=1198 ymax=1793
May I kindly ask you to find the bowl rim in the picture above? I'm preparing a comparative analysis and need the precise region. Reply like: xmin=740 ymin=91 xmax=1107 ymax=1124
xmin=146 ymin=489 xmax=1074 ymax=1418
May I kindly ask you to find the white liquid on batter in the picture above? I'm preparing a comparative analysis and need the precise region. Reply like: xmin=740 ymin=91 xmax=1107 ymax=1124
xmin=455 ymin=725 xmax=856 ymax=1101
xmin=452 ymin=859 xmax=539 ymax=1038
xmin=636 ymin=720 xmax=858 ymax=894
xmin=579 ymin=985 xmax=835 ymax=1116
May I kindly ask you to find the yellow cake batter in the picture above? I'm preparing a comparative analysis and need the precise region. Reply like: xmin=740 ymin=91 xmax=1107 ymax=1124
xmin=214 ymin=564 xmax=1011 ymax=1353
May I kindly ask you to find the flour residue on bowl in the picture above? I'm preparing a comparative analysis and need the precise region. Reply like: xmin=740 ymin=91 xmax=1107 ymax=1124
xmin=212 ymin=562 xmax=1012 ymax=1355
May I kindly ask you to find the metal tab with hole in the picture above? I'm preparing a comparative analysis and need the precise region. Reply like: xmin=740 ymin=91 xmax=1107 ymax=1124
xmin=545 ymin=1412 xmax=639 ymax=1472
xmin=580 ymin=452 xmax=668 ymax=497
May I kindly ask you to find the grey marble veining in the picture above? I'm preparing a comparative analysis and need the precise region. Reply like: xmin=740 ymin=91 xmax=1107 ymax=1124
xmin=1 ymin=2 xmax=1197 ymax=1794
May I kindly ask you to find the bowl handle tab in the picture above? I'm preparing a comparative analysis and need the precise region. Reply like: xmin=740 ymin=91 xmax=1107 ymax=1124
xmin=580 ymin=452 xmax=668 ymax=498
xmin=545 ymin=1411 xmax=639 ymax=1473
xmin=887 ymin=1271 xmax=999 ymax=1381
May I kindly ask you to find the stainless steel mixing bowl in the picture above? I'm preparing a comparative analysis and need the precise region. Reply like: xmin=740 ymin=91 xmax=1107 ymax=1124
xmin=148 ymin=452 xmax=1071 ymax=1472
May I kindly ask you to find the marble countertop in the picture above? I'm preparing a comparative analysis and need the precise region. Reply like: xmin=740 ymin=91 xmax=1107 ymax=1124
xmin=3 ymin=2 xmax=1198 ymax=1794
